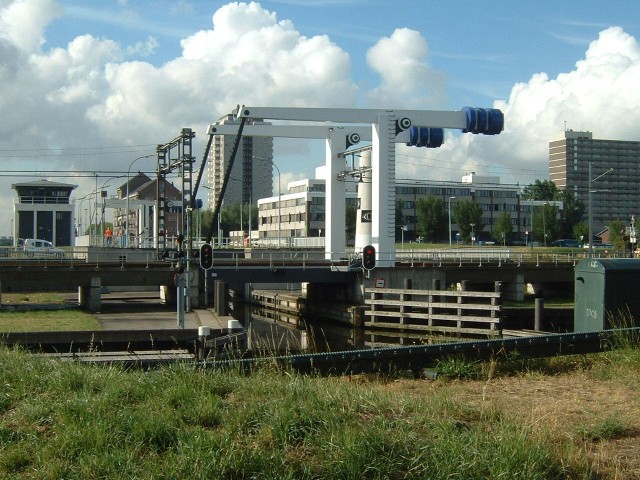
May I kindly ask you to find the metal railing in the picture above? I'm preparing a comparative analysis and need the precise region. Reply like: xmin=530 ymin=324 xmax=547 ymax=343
xmin=393 ymin=248 xmax=633 ymax=266
xmin=0 ymin=244 xmax=634 ymax=267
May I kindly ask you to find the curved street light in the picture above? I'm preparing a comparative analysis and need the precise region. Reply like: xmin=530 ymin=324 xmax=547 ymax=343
xmin=448 ymin=196 xmax=455 ymax=246
xmin=125 ymin=154 xmax=155 ymax=248
xmin=588 ymin=162 xmax=613 ymax=258
xmin=542 ymin=201 xmax=548 ymax=247
xmin=99 ymin=175 xmax=126 ymax=246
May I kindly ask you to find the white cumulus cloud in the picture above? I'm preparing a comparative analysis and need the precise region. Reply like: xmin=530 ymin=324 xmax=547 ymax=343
xmin=0 ymin=0 xmax=639 ymax=243
xmin=398 ymin=26 xmax=640 ymax=186
xmin=87 ymin=1 xmax=357 ymax=144
xmin=366 ymin=27 xmax=447 ymax=109
xmin=0 ymin=0 xmax=61 ymax=51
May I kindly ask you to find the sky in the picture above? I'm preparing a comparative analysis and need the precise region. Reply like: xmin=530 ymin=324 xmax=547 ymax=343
xmin=1 ymin=0 xmax=640 ymax=236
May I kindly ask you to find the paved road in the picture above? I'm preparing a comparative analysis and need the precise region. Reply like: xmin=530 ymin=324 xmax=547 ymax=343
xmin=74 ymin=291 xmax=232 ymax=331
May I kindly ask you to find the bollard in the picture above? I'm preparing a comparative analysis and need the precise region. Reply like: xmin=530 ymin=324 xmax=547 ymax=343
xmin=534 ymin=297 xmax=544 ymax=331
xmin=198 ymin=325 xmax=211 ymax=361
xmin=534 ymin=285 xmax=544 ymax=331
xmin=227 ymin=319 xmax=242 ymax=333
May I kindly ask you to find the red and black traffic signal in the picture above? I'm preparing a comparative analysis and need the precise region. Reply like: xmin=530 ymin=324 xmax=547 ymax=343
xmin=363 ymin=245 xmax=376 ymax=270
xmin=200 ymin=244 xmax=213 ymax=270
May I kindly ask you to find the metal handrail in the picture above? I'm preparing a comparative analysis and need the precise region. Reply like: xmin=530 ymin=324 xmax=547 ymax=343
xmin=1 ymin=245 xmax=634 ymax=266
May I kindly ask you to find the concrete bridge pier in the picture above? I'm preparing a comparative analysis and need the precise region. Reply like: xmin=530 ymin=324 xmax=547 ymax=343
xmin=159 ymin=269 xmax=200 ymax=309
xmin=214 ymin=280 xmax=228 ymax=316
xmin=502 ymin=274 xmax=525 ymax=301
xmin=160 ymin=285 xmax=176 ymax=305
xmin=78 ymin=277 xmax=102 ymax=312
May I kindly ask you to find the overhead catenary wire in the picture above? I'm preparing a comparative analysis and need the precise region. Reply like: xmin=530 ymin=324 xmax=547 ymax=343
xmin=0 ymin=144 xmax=158 ymax=158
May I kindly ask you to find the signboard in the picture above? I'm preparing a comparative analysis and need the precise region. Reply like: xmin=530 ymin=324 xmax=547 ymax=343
xmin=360 ymin=210 xmax=372 ymax=223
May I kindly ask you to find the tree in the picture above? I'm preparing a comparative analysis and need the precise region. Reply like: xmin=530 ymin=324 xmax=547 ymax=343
xmin=572 ymin=222 xmax=588 ymax=244
xmin=523 ymin=180 xmax=586 ymax=239
xmin=493 ymin=211 xmax=513 ymax=245
xmin=608 ymin=219 xmax=627 ymax=251
xmin=522 ymin=179 xmax=558 ymax=201
xmin=453 ymin=200 xmax=483 ymax=243
xmin=240 ymin=203 xmax=258 ymax=233
xmin=200 ymin=209 xmax=215 ymax=241
xmin=416 ymin=196 xmax=447 ymax=243
xmin=556 ymin=188 xmax=585 ymax=238
xmin=532 ymin=203 xmax=560 ymax=244
xmin=220 ymin=203 xmax=241 ymax=234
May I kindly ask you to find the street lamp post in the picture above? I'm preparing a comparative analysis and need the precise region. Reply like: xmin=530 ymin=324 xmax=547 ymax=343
xmin=248 ymin=191 xmax=252 ymax=246
xmin=588 ymin=162 xmax=614 ymax=258
xmin=98 ymin=175 xmax=126 ymax=247
xmin=126 ymin=154 xmax=154 ymax=248
xmin=542 ymin=201 xmax=548 ymax=247
xmin=448 ymin=196 xmax=455 ymax=246
xmin=93 ymin=173 xmax=98 ymax=245
xmin=273 ymin=162 xmax=281 ymax=248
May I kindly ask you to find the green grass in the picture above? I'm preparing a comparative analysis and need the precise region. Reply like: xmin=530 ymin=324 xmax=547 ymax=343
xmin=576 ymin=417 xmax=628 ymax=442
xmin=0 ymin=310 xmax=101 ymax=332
xmin=3 ymin=348 xmax=633 ymax=479
xmin=0 ymin=291 xmax=98 ymax=332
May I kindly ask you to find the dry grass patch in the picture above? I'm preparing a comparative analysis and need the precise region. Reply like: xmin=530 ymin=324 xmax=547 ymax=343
xmin=381 ymin=362 xmax=640 ymax=479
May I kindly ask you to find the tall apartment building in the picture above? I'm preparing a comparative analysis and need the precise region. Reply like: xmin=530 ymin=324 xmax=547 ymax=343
xmin=207 ymin=114 xmax=273 ymax=210
xmin=549 ymin=130 xmax=640 ymax=234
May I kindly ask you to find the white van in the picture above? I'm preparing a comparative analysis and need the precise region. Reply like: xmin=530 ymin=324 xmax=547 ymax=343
xmin=23 ymin=239 xmax=65 ymax=258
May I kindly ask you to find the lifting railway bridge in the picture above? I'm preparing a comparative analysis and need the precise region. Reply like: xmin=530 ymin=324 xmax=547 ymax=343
xmin=0 ymin=248 xmax=578 ymax=314
xmin=5 ymin=105 xmax=510 ymax=321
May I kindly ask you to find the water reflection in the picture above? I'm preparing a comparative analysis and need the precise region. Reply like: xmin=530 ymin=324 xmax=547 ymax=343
xmin=234 ymin=303 xmax=451 ymax=354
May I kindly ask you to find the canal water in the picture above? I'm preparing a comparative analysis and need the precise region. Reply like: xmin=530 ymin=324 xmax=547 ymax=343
xmin=233 ymin=303 xmax=451 ymax=354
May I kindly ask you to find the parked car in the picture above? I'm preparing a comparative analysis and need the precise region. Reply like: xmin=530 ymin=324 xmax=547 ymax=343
xmin=23 ymin=238 xmax=65 ymax=257
xmin=552 ymin=239 xmax=580 ymax=248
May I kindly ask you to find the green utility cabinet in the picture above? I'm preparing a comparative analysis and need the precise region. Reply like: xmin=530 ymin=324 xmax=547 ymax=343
xmin=574 ymin=259 xmax=640 ymax=332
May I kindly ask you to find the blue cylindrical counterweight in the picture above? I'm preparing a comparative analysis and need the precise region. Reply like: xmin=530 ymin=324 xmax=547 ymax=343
xmin=462 ymin=107 xmax=504 ymax=135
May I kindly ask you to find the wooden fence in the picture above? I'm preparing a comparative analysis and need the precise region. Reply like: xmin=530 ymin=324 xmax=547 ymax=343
xmin=364 ymin=287 xmax=502 ymax=336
